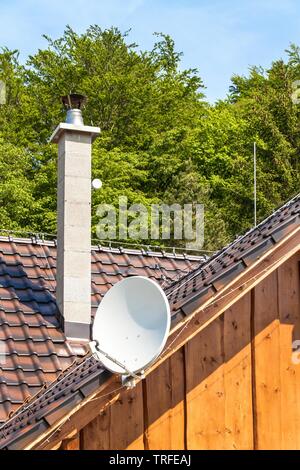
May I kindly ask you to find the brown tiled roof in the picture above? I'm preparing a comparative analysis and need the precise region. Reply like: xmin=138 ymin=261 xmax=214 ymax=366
xmin=0 ymin=192 xmax=299 ymax=449
xmin=0 ymin=354 xmax=105 ymax=450
xmin=0 ymin=239 xmax=202 ymax=426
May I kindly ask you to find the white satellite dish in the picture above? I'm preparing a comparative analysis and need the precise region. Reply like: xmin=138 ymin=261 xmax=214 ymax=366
xmin=92 ymin=276 xmax=171 ymax=376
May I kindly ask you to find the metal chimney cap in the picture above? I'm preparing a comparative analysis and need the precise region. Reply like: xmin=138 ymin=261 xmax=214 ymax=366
xmin=61 ymin=93 xmax=87 ymax=110
xmin=50 ymin=92 xmax=100 ymax=143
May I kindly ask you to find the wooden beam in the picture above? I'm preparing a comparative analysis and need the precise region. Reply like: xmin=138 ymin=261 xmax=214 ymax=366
xmin=60 ymin=431 xmax=80 ymax=450
xmin=25 ymin=375 xmax=121 ymax=450
xmin=277 ymin=253 xmax=300 ymax=449
xmin=252 ymin=271 xmax=282 ymax=449
xmin=223 ymin=293 xmax=253 ymax=449
xmin=185 ymin=317 xmax=225 ymax=449
xmin=26 ymin=227 xmax=300 ymax=450
xmin=49 ymin=441 xmax=63 ymax=450
xmin=80 ymin=382 xmax=144 ymax=450
xmin=143 ymin=349 xmax=185 ymax=450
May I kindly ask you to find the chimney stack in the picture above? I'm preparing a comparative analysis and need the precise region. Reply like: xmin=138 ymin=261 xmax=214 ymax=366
xmin=50 ymin=94 xmax=100 ymax=340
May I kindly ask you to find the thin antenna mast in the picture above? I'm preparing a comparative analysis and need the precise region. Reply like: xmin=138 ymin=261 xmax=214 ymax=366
xmin=254 ymin=142 xmax=257 ymax=226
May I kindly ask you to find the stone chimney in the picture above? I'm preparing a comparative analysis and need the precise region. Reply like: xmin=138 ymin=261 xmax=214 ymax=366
xmin=50 ymin=94 xmax=100 ymax=340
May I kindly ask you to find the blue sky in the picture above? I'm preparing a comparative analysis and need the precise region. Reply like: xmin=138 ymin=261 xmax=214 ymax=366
xmin=0 ymin=0 xmax=299 ymax=102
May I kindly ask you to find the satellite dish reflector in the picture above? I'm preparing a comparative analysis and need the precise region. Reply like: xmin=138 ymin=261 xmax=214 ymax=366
xmin=92 ymin=276 xmax=171 ymax=375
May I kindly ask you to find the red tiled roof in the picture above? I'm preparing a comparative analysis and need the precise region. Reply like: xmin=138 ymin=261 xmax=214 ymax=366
xmin=0 ymin=192 xmax=299 ymax=449
xmin=0 ymin=239 xmax=203 ymax=424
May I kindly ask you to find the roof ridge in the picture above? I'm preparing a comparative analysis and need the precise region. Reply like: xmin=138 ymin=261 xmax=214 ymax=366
xmin=0 ymin=233 xmax=206 ymax=261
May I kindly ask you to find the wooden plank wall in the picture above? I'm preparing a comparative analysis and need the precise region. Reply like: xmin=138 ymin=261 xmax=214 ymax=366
xmin=185 ymin=292 xmax=253 ymax=450
xmin=80 ymin=252 xmax=300 ymax=450
xmin=143 ymin=349 xmax=185 ymax=450
xmin=80 ymin=382 xmax=144 ymax=450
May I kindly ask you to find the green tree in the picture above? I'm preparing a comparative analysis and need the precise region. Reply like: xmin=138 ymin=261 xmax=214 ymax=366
xmin=0 ymin=27 xmax=299 ymax=252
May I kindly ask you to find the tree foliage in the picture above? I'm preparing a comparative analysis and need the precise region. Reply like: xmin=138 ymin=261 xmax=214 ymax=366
xmin=0 ymin=26 xmax=299 ymax=251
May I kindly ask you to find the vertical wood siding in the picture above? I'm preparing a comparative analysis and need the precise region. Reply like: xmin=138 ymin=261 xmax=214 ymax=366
xmin=80 ymin=252 xmax=300 ymax=450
